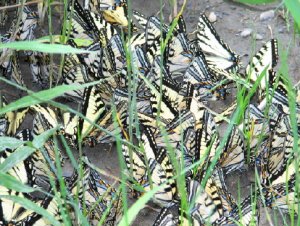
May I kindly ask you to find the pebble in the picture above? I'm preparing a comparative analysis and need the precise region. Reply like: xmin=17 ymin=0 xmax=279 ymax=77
xmin=260 ymin=10 xmax=275 ymax=21
xmin=256 ymin=33 xmax=263 ymax=40
xmin=278 ymin=27 xmax=285 ymax=33
xmin=240 ymin=28 xmax=253 ymax=37
xmin=208 ymin=12 xmax=217 ymax=23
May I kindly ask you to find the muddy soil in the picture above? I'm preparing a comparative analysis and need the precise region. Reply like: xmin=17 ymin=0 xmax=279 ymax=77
xmin=1 ymin=0 xmax=299 ymax=225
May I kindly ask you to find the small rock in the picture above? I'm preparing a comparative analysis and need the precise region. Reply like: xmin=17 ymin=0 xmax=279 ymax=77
xmin=240 ymin=28 xmax=253 ymax=37
xmin=278 ymin=27 xmax=285 ymax=33
xmin=260 ymin=10 xmax=275 ymax=21
xmin=256 ymin=33 xmax=263 ymax=40
xmin=208 ymin=12 xmax=217 ymax=23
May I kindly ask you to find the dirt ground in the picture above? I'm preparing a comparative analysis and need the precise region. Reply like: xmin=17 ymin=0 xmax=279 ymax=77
xmin=1 ymin=0 xmax=300 ymax=225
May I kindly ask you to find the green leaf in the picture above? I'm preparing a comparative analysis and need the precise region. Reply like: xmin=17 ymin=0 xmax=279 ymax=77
xmin=0 ymin=195 xmax=61 ymax=226
xmin=32 ymin=128 xmax=58 ymax=149
xmin=234 ymin=0 xmax=276 ymax=4
xmin=0 ymin=146 xmax=36 ymax=173
xmin=284 ymin=0 xmax=300 ymax=28
xmin=37 ymin=35 xmax=94 ymax=47
xmin=0 ymin=137 xmax=25 ymax=150
xmin=0 ymin=40 xmax=93 ymax=54
xmin=0 ymin=80 xmax=101 ymax=115
xmin=0 ymin=172 xmax=35 ymax=193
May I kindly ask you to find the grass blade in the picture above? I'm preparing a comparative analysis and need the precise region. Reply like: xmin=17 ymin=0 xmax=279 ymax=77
xmin=0 ymin=172 xmax=35 ymax=192
xmin=0 ymin=79 xmax=101 ymax=115
xmin=0 ymin=146 xmax=36 ymax=172
xmin=0 ymin=137 xmax=24 ymax=150
xmin=0 ymin=40 xmax=93 ymax=54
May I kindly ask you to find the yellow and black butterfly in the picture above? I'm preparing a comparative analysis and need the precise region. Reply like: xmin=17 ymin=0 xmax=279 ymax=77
xmin=260 ymin=111 xmax=296 ymax=187
xmin=186 ymin=179 xmax=224 ymax=225
xmin=0 ymin=129 xmax=39 ymax=225
xmin=165 ymin=33 xmax=192 ymax=74
xmin=192 ymin=14 xmax=240 ymax=72
xmin=153 ymin=110 xmax=196 ymax=149
xmin=185 ymin=110 xmax=219 ymax=166
xmin=1 ymin=96 xmax=29 ymax=136
xmin=241 ymin=104 xmax=270 ymax=164
xmin=67 ymin=0 xmax=117 ymax=45
xmin=220 ymin=125 xmax=245 ymax=174
xmin=153 ymin=202 xmax=181 ymax=226
xmin=263 ymin=175 xmax=299 ymax=215
xmin=246 ymin=39 xmax=278 ymax=100
xmin=31 ymin=104 xmax=61 ymax=135
xmin=144 ymin=148 xmax=177 ymax=207
xmin=183 ymin=52 xmax=226 ymax=100
xmin=86 ymin=100 xmax=127 ymax=145
xmin=0 ymin=7 xmax=38 ymax=86
xmin=19 ymin=192 xmax=66 ymax=225
xmin=218 ymin=195 xmax=260 ymax=226
xmin=62 ymin=85 xmax=108 ymax=146
xmin=28 ymin=51 xmax=50 ymax=87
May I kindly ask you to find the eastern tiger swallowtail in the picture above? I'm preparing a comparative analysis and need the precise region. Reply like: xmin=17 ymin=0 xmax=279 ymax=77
xmin=183 ymin=52 xmax=227 ymax=100
xmin=66 ymin=0 xmax=118 ymax=45
xmin=259 ymin=113 xmax=297 ymax=195
xmin=144 ymin=149 xmax=177 ymax=207
xmin=31 ymin=105 xmax=61 ymax=135
xmin=28 ymin=51 xmax=50 ymax=87
xmin=246 ymin=39 xmax=278 ymax=100
xmin=193 ymin=14 xmax=240 ymax=71
xmin=87 ymin=100 xmax=128 ymax=145
xmin=165 ymin=33 xmax=192 ymax=74
xmin=263 ymin=175 xmax=299 ymax=215
xmin=2 ymin=96 xmax=29 ymax=136
xmin=153 ymin=203 xmax=180 ymax=226
xmin=186 ymin=179 xmax=224 ymax=225
xmin=220 ymin=126 xmax=245 ymax=174
xmin=218 ymin=195 xmax=260 ymax=226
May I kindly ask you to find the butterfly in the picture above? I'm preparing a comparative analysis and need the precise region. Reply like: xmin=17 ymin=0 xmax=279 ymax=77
xmin=246 ymin=39 xmax=278 ymax=100
xmin=186 ymin=179 xmax=224 ymax=225
xmin=102 ymin=1 xmax=129 ymax=27
xmin=263 ymin=175 xmax=299 ymax=215
xmin=193 ymin=14 xmax=240 ymax=71
xmin=165 ymin=33 xmax=193 ymax=74
xmin=220 ymin=126 xmax=245 ymax=174
xmin=153 ymin=110 xmax=196 ymax=149
xmin=183 ymin=52 xmax=225 ymax=100
xmin=27 ymin=51 xmax=50 ymax=87
xmin=67 ymin=0 xmax=117 ymax=45
xmin=86 ymin=100 xmax=128 ymax=145
xmin=144 ymin=149 xmax=177 ymax=206
xmin=153 ymin=202 xmax=181 ymax=226
xmin=1 ymin=96 xmax=29 ymax=136
xmin=218 ymin=195 xmax=260 ymax=226
xmin=185 ymin=110 xmax=219 ymax=165
xmin=62 ymin=41 xmax=102 ymax=100
xmin=31 ymin=104 xmax=61 ymax=135
xmin=132 ymin=10 xmax=148 ymax=28
xmin=240 ymin=104 xmax=271 ymax=164
xmin=260 ymin=112 xmax=296 ymax=187
xmin=0 ymin=7 xmax=38 ymax=86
